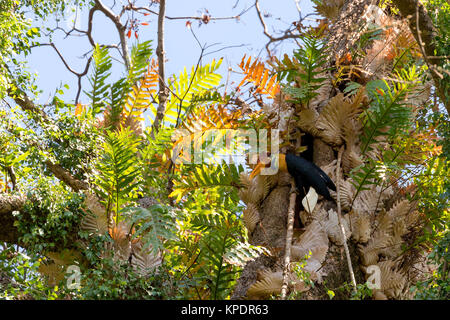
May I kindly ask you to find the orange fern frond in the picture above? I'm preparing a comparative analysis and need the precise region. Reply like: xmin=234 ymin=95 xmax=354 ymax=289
xmin=75 ymin=103 xmax=86 ymax=117
xmin=113 ymin=59 xmax=159 ymax=134
xmin=124 ymin=58 xmax=159 ymax=120
xmin=387 ymin=30 xmax=421 ymax=64
xmin=237 ymin=55 xmax=280 ymax=99
xmin=109 ymin=222 xmax=138 ymax=244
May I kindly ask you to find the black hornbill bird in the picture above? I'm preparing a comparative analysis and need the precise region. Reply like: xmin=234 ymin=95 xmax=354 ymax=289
xmin=250 ymin=153 xmax=337 ymax=202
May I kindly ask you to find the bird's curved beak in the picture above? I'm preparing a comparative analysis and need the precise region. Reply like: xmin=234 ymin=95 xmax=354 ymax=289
xmin=249 ymin=161 xmax=266 ymax=179
xmin=249 ymin=154 xmax=286 ymax=179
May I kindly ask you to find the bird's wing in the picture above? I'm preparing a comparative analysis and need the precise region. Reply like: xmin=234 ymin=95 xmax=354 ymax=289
xmin=286 ymin=154 xmax=334 ymax=201
xmin=310 ymin=162 xmax=336 ymax=191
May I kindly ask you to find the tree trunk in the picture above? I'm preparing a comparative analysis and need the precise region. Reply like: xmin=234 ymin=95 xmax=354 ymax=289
xmin=232 ymin=0 xmax=433 ymax=300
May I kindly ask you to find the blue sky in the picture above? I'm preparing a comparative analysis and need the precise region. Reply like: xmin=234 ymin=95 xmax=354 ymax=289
xmin=26 ymin=0 xmax=316 ymax=104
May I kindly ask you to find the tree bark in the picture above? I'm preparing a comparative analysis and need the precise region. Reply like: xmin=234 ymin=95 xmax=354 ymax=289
xmin=391 ymin=0 xmax=449 ymax=113
xmin=232 ymin=0 xmax=433 ymax=300
xmin=280 ymin=180 xmax=297 ymax=299
xmin=0 ymin=194 xmax=26 ymax=243
xmin=151 ymin=0 xmax=169 ymax=138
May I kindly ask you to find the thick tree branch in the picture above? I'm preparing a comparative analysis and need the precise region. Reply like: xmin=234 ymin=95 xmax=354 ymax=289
xmin=44 ymin=160 xmax=89 ymax=192
xmin=391 ymin=0 xmax=449 ymax=113
xmin=0 ymin=194 xmax=26 ymax=243
xmin=94 ymin=0 xmax=131 ymax=69
xmin=7 ymin=88 xmax=89 ymax=192
xmin=8 ymin=89 xmax=49 ymax=123
xmin=0 ymin=194 xmax=25 ymax=215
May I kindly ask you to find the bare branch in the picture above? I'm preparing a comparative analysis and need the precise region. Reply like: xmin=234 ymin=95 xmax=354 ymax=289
xmin=280 ymin=179 xmax=297 ymax=300
xmin=151 ymin=0 xmax=168 ymax=138
xmin=255 ymin=0 xmax=273 ymax=41
xmin=128 ymin=3 xmax=253 ymax=21
xmin=36 ymin=43 xmax=92 ymax=104
xmin=336 ymin=146 xmax=357 ymax=292
xmin=254 ymin=0 xmax=313 ymax=56
xmin=203 ymin=43 xmax=250 ymax=57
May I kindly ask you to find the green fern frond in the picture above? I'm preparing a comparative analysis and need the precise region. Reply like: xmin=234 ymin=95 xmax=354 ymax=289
xmin=86 ymin=44 xmax=112 ymax=116
xmin=104 ymin=78 xmax=129 ymax=130
xmin=350 ymin=66 xmax=422 ymax=202
xmin=94 ymin=127 xmax=141 ymax=224
xmin=223 ymin=242 xmax=269 ymax=268
xmin=191 ymin=211 xmax=240 ymax=299
xmin=361 ymin=66 xmax=420 ymax=154
xmin=128 ymin=204 xmax=179 ymax=255
xmin=191 ymin=90 xmax=226 ymax=104
xmin=276 ymin=35 xmax=328 ymax=104
xmin=149 ymin=59 xmax=223 ymax=127
xmin=189 ymin=210 xmax=265 ymax=299
xmin=349 ymin=159 xmax=381 ymax=207
xmin=170 ymin=163 xmax=243 ymax=207
xmin=128 ymin=40 xmax=153 ymax=85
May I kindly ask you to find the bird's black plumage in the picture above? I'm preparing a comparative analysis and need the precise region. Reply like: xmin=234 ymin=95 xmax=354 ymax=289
xmin=285 ymin=153 xmax=336 ymax=201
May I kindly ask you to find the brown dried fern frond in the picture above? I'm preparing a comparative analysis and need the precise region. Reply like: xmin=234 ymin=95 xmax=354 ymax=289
xmin=313 ymin=0 xmax=345 ymax=21
xmin=342 ymin=147 xmax=363 ymax=175
xmin=386 ymin=199 xmax=411 ymax=220
xmin=239 ymin=172 xmax=252 ymax=189
xmin=316 ymin=88 xmax=366 ymax=146
xmin=342 ymin=119 xmax=363 ymax=173
xmin=309 ymin=77 xmax=333 ymax=110
xmin=239 ymin=175 xmax=272 ymax=205
xmin=243 ymin=203 xmax=261 ymax=234
xmin=247 ymin=270 xmax=307 ymax=299
xmin=297 ymin=109 xmax=319 ymax=136
xmin=80 ymin=193 xmax=108 ymax=235
xmin=330 ymin=178 xmax=355 ymax=212
xmin=378 ymin=260 xmax=407 ymax=299
xmin=131 ymin=241 xmax=162 ymax=275
xmin=38 ymin=262 xmax=66 ymax=287
xmin=358 ymin=228 xmax=393 ymax=266
xmin=321 ymin=209 xmax=351 ymax=246
xmin=353 ymin=188 xmax=383 ymax=215
xmin=292 ymin=221 xmax=329 ymax=264
xmin=351 ymin=211 xmax=371 ymax=243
